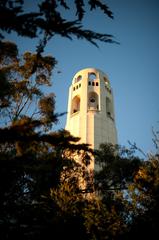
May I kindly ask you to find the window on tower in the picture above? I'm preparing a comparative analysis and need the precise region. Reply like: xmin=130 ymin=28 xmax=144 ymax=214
xmin=106 ymin=97 xmax=114 ymax=120
xmin=88 ymin=92 xmax=99 ymax=110
xmin=104 ymin=76 xmax=111 ymax=93
xmin=74 ymin=75 xmax=82 ymax=83
xmin=71 ymin=95 xmax=80 ymax=114
xmin=104 ymin=76 xmax=109 ymax=85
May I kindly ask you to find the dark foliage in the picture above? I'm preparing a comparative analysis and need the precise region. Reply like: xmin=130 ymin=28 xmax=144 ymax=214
xmin=0 ymin=0 xmax=118 ymax=54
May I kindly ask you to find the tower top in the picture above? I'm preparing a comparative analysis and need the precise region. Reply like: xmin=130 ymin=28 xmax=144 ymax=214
xmin=65 ymin=67 xmax=117 ymax=150
xmin=72 ymin=67 xmax=111 ymax=89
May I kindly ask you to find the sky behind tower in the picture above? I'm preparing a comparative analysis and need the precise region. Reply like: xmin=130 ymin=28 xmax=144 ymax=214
xmin=6 ymin=0 xmax=159 ymax=157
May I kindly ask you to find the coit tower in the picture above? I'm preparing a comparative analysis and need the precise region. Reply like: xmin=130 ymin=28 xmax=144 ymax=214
xmin=65 ymin=68 xmax=117 ymax=150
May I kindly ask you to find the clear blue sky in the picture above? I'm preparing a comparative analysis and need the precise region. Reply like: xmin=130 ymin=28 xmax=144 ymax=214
xmin=7 ymin=0 xmax=159 ymax=157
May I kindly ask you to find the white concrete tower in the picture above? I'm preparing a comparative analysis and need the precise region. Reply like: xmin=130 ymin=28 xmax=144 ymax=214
xmin=65 ymin=68 xmax=117 ymax=150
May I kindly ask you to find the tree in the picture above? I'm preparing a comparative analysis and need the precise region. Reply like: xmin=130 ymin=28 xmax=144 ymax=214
xmin=0 ymin=0 xmax=118 ymax=55
xmin=94 ymin=144 xmax=141 ymax=198
xmin=48 ymin=143 xmax=144 ymax=240
xmin=0 ymin=40 xmax=92 ymax=240
xmin=120 ymin=147 xmax=159 ymax=239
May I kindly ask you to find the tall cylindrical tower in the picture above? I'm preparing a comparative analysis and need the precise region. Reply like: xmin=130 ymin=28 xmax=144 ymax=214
xmin=65 ymin=68 xmax=117 ymax=150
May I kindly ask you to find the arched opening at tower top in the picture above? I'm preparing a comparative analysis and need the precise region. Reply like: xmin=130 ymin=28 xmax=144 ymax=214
xmin=74 ymin=75 xmax=82 ymax=83
xmin=71 ymin=95 xmax=80 ymax=114
xmin=88 ymin=72 xmax=96 ymax=81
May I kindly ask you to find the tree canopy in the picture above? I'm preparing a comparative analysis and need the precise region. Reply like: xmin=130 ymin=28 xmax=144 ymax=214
xmin=0 ymin=0 xmax=118 ymax=55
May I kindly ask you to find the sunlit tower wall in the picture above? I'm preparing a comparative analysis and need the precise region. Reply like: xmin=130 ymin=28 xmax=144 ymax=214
xmin=65 ymin=68 xmax=118 ymax=151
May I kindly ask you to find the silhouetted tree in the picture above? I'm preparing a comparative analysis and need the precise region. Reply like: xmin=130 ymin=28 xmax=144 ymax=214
xmin=120 ymin=146 xmax=159 ymax=239
xmin=0 ymin=41 xmax=92 ymax=240
xmin=0 ymin=0 xmax=117 ymax=55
